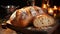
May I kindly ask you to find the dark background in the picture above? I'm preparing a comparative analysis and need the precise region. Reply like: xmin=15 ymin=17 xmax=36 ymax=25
xmin=0 ymin=0 xmax=60 ymax=19
xmin=0 ymin=0 xmax=60 ymax=7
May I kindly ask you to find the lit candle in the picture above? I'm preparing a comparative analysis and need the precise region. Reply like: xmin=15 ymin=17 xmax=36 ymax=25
xmin=48 ymin=8 xmax=54 ymax=15
xmin=53 ymin=6 xmax=58 ymax=10
xmin=42 ymin=4 xmax=48 ymax=13
xmin=42 ymin=4 xmax=47 ymax=9
xmin=53 ymin=6 xmax=58 ymax=16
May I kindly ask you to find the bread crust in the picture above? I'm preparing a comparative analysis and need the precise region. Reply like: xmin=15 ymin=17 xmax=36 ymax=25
xmin=7 ymin=6 xmax=47 ymax=28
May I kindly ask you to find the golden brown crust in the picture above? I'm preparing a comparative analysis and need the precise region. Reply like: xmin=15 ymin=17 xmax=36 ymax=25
xmin=11 ymin=7 xmax=32 ymax=27
xmin=9 ymin=6 xmax=46 ymax=28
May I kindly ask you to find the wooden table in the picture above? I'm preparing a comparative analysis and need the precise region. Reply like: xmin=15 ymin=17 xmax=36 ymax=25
xmin=6 ymin=23 xmax=59 ymax=34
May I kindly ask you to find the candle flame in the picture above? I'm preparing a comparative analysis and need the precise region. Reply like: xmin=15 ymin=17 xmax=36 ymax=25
xmin=42 ymin=4 xmax=47 ymax=9
xmin=53 ymin=6 xmax=57 ymax=10
xmin=48 ymin=8 xmax=54 ymax=14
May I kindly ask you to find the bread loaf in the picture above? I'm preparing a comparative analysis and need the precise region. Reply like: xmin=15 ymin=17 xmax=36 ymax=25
xmin=7 ymin=6 xmax=45 ymax=28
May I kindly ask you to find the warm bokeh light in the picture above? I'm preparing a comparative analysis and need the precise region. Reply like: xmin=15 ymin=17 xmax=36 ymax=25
xmin=47 ymin=3 xmax=49 ymax=7
xmin=53 ymin=6 xmax=58 ymax=10
xmin=6 ymin=6 xmax=10 ymax=8
xmin=42 ymin=4 xmax=47 ymax=9
xmin=54 ymin=13 xmax=56 ymax=17
xmin=58 ymin=7 xmax=60 ymax=11
xmin=48 ymin=8 xmax=54 ymax=14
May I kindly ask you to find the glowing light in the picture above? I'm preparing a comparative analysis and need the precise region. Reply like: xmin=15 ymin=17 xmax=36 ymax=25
xmin=58 ymin=7 xmax=60 ymax=11
xmin=7 ymin=6 xmax=10 ymax=8
xmin=42 ymin=4 xmax=47 ymax=9
xmin=54 ymin=13 xmax=56 ymax=17
xmin=53 ymin=6 xmax=57 ymax=10
xmin=47 ymin=3 xmax=49 ymax=7
xmin=48 ymin=8 xmax=54 ymax=14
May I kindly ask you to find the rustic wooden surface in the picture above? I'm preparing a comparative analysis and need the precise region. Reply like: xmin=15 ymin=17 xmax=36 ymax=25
xmin=0 ymin=24 xmax=60 ymax=34
xmin=0 ymin=25 xmax=17 ymax=34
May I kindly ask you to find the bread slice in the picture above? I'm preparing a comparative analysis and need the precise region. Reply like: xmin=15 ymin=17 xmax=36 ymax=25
xmin=33 ymin=14 xmax=55 ymax=28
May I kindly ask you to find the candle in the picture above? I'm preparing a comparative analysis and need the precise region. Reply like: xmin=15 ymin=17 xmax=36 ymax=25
xmin=53 ymin=6 xmax=58 ymax=10
xmin=53 ymin=6 xmax=58 ymax=17
xmin=48 ymin=8 xmax=54 ymax=15
xmin=42 ymin=4 xmax=47 ymax=9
